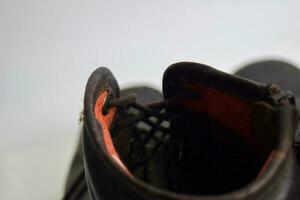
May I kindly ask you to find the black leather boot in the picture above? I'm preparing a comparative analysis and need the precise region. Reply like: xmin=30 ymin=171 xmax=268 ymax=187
xmin=64 ymin=61 xmax=300 ymax=200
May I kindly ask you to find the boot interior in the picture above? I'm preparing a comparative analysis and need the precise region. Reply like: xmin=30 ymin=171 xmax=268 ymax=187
xmin=112 ymin=85 xmax=278 ymax=195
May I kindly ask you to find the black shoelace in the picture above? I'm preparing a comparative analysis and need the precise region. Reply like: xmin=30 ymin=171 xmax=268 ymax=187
xmin=102 ymin=80 xmax=203 ymax=171
xmin=103 ymin=93 xmax=181 ymax=171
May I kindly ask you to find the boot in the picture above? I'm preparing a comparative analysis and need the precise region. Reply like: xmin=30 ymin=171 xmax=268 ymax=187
xmin=64 ymin=61 xmax=300 ymax=200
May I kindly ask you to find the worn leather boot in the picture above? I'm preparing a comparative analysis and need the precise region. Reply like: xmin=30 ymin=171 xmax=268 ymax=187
xmin=64 ymin=61 xmax=300 ymax=200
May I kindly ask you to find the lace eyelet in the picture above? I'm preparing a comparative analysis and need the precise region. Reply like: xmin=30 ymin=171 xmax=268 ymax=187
xmin=102 ymin=93 xmax=113 ymax=116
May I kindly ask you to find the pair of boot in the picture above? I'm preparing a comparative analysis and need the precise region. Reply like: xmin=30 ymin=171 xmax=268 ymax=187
xmin=64 ymin=60 xmax=300 ymax=200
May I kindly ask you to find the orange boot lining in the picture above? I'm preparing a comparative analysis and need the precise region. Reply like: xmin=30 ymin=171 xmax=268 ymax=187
xmin=94 ymin=91 xmax=132 ymax=176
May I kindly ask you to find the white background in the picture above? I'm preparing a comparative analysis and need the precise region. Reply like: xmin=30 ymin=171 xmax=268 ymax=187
xmin=1 ymin=1 xmax=300 ymax=199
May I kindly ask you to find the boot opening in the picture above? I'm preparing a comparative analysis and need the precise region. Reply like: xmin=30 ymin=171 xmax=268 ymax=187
xmin=109 ymin=84 xmax=278 ymax=195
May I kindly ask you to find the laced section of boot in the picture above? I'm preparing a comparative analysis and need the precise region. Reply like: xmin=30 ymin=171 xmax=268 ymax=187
xmin=102 ymin=92 xmax=182 ymax=173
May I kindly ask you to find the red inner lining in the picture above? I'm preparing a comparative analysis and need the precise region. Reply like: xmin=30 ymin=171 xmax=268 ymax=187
xmin=94 ymin=91 xmax=132 ymax=176
xmin=181 ymin=85 xmax=254 ymax=145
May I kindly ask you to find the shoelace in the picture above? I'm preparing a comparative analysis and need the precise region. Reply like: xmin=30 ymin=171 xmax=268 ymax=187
xmin=102 ymin=93 xmax=182 ymax=170
xmin=102 ymin=79 xmax=203 ymax=171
